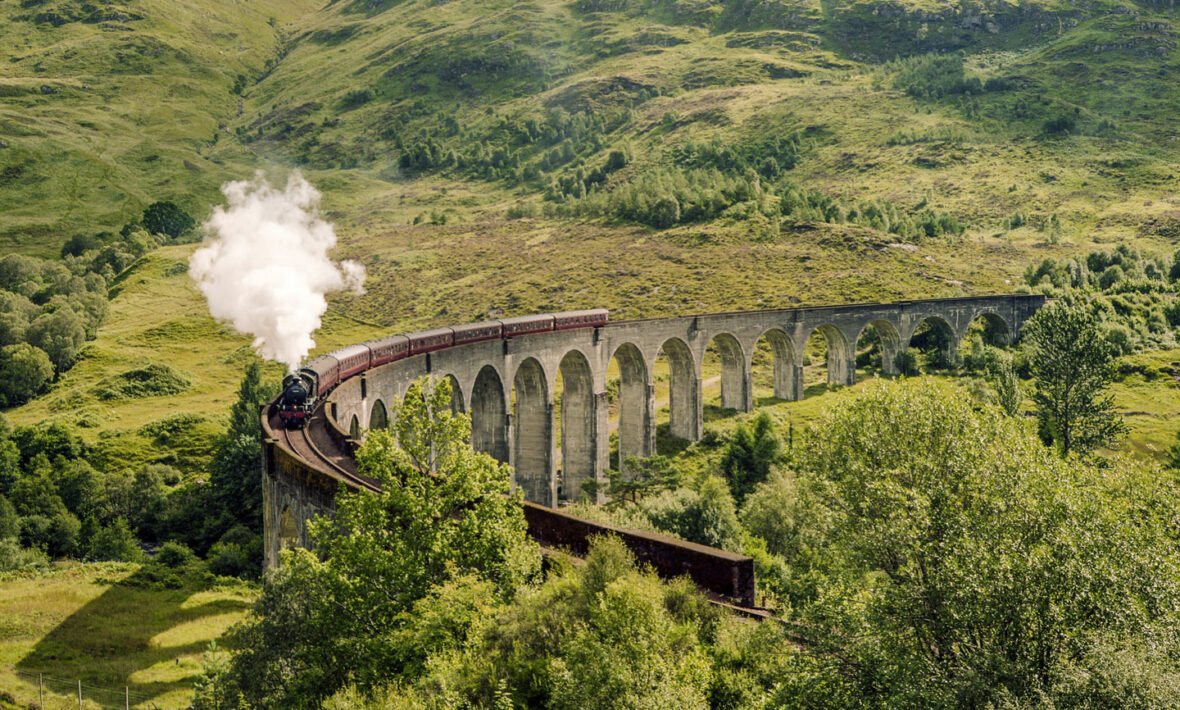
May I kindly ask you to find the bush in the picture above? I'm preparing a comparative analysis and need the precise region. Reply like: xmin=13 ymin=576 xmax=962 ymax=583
xmin=157 ymin=541 xmax=196 ymax=568
xmin=141 ymin=201 xmax=195 ymax=239
xmin=87 ymin=517 xmax=142 ymax=562
xmin=93 ymin=362 xmax=191 ymax=400
xmin=339 ymin=88 xmax=374 ymax=109
xmin=0 ymin=536 xmax=48 ymax=572
xmin=893 ymin=347 xmax=920 ymax=376
xmin=19 ymin=509 xmax=81 ymax=558
xmin=1043 ymin=114 xmax=1076 ymax=135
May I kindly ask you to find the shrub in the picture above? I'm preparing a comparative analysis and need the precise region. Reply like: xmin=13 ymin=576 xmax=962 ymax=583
xmin=1043 ymin=115 xmax=1076 ymax=135
xmin=339 ymin=88 xmax=374 ymax=109
xmin=87 ymin=517 xmax=142 ymax=562
xmin=156 ymin=541 xmax=196 ymax=567
xmin=0 ymin=536 xmax=48 ymax=572
xmin=141 ymin=201 xmax=195 ymax=239
xmin=93 ymin=362 xmax=191 ymax=400
xmin=893 ymin=347 xmax=920 ymax=376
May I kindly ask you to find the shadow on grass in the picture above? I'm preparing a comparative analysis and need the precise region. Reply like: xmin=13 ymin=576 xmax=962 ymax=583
xmin=17 ymin=564 xmax=252 ymax=707
xmin=654 ymin=423 xmax=692 ymax=458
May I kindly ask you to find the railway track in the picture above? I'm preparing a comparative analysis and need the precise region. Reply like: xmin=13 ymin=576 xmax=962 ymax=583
xmin=268 ymin=407 xmax=379 ymax=493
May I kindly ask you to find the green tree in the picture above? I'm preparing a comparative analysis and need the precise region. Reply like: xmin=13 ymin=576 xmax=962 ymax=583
xmin=141 ymin=200 xmax=195 ymax=239
xmin=86 ymin=517 xmax=142 ymax=562
xmin=0 ymin=342 xmax=53 ymax=405
xmin=0 ymin=495 xmax=19 ymax=539
xmin=987 ymin=357 xmax=1021 ymax=417
xmin=893 ymin=347 xmax=920 ymax=376
xmin=204 ymin=361 xmax=275 ymax=543
xmin=25 ymin=308 xmax=86 ymax=372
xmin=719 ymin=412 xmax=780 ymax=502
xmin=599 ymin=454 xmax=681 ymax=506
xmin=192 ymin=377 xmax=540 ymax=708
xmin=1024 ymin=300 xmax=1126 ymax=456
xmin=794 ymin=381 xmax=1180 ymax=708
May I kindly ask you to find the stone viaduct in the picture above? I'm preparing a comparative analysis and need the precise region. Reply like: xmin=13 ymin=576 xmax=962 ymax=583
xmin=318 ymin=294 xmax=1044 ymax=509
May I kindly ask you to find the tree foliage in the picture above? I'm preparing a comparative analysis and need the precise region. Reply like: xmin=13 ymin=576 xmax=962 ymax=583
xmin=141 ymin=200 xmax=196 ymax=239
xmin=0 ymin=343 xmax=54 ymax=406
xmin=719 ymin=412 xmax=780 ymax=502
xmin=193 ymin=377 xmax=541 ymax=708
xmin=1024 ymin=300 xmax=1127 ymax=456
xmin=792 ymin=381 xmax=1180 ymax=708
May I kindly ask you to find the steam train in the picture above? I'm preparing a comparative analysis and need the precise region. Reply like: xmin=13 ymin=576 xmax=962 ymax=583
xmin=276 ymin=309 xmax=609 ymax=429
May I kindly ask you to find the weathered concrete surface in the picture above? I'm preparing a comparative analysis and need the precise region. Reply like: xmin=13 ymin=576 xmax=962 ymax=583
xmin=264 ymin=295 xmax=1044 ymax=569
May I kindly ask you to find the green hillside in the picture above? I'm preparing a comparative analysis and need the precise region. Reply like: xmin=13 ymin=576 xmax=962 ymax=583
xmin=5 ymin=0 xmax=1180 ymax=442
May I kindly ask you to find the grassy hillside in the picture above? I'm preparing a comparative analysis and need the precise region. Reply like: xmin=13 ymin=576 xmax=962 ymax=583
xmin=0 ymin=562 xmax=256 ymax=709
xmin=5 ymin=0 xmax=1180 ymax=458
xmin=0 ymin=0 xmax=319 ymax=256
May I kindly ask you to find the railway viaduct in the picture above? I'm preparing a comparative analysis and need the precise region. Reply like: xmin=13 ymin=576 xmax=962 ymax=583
xmin=263 ymin=294 xmax=1044 ymax=593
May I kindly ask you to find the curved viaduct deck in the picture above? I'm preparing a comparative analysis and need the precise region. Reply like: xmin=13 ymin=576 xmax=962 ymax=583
xmin=262 ymin=294 xmax=1044 ymax=599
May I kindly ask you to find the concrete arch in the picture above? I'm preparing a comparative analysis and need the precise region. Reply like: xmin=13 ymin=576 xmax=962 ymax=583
xmin=279 ymin=506 xmax=297 ymax=552
xmin=513 ymin=357 xmax=553 ymax=505
xmin=609 ymin=342 xmax=653 ymax=473
xmin=444 ymin=374 xmax=465 ymax=414
xmin=369 ymin=399 xmax=388 ymax=430
xmin=967 ymin=310 xmax=1012 ymax=345
xmin=704 ymin=332 xmax=750 ymax=412
xmin=857 ymin=319 xmax=903 ymax=376
xmin=908 ymin=315 xmax=958 ymax=367
xmin=471 ymin=365 xmax=509 ymax=464
xmin=558 ymin=349 xmax=596 ymax=502
xmin=752 ymin=327 xmax=801 ymax=401
xmin=813 ymin=324 xmax=853 ymax=386
xmin=660 ymin=337 xmax=701 ymax=441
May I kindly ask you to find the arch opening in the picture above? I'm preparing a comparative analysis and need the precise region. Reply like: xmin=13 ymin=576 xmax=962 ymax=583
xmin=607 ymin=343 xmax=651 ymax=474
xmin=471 ymin=365 xmax=509 ymax=464
xmin=557 ymin=350 xmax=595 ymax=502
xmin=279 ymin=506 xmax=297 ymax=552
xmin=655 ymin=337 xmax=699 ymax=448
xmin=369 ymin=399 xmax=388 ymax=431
xmin=958 ymin=312 xmax=1014 ymax=371
xmin=349 ymin=414 xmax=361 ymax=439
xmin=513 ymin=357 xmax=553 ymax=506
xmin=856 ymin=319 xmax=903 ymax=377
xmin=445 ymin=374 xmax=465 ymax=415
xmin=909 ymin=316 xmax=958 ymax=371
xmin=703 ymin=333 xmax=748 ymax=414
xmin=805 ymin=324 xmax=852 ymax=390
xmin=751 ymin=328 xmax=799 ymax=404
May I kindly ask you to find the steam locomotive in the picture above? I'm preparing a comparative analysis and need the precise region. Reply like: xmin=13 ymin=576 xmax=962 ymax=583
xmin=276 ymin=309 xmax=609 ymax=429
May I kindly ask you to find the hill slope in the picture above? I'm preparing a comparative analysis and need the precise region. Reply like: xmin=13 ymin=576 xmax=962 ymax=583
xmin=4 ymin=0 xmax=1180 ymax=456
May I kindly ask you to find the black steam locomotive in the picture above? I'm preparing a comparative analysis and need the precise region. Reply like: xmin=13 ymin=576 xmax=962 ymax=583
xmin=275 ymin=309 xmax=610 ymax=430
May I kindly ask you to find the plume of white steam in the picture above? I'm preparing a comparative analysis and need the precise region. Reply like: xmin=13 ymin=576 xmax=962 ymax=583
xmin=189 ymin=171 xmax=365 ymax=372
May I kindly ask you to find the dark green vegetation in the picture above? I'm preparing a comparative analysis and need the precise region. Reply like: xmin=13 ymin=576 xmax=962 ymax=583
xmin=194 ymin=377 xmax=1180 ymax=710
xmin=0 ymin=362 xmax=275 ymax=582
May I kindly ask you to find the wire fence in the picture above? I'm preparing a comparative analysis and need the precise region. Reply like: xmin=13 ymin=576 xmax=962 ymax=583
xmin=8 ymin=668 xmax=162 ymax=710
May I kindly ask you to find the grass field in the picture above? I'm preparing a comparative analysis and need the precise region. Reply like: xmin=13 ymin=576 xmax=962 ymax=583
xmin=0 ymin=562 xmax=257 ymax=710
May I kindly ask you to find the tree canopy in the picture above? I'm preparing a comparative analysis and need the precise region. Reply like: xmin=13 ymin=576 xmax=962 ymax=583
xmin=1024 ymin=299 xmax=1127 ymax=456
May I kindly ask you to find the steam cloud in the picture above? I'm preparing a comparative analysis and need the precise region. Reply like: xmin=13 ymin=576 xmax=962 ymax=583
xmin=189 ymin=171 xmax=365 ymax=372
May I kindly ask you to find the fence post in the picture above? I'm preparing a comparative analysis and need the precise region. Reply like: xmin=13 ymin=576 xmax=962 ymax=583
xmin=38 ymin=674 xmax=43 ymax=708
xmin=78 ymin=679 xmax=82 ymax=709
xmin=126 ymin=685 xmax=130 ymax=710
